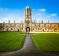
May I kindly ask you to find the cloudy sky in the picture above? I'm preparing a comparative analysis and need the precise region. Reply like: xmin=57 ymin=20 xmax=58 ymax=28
xmin=0 ymin=0 xmax=59 ymax=23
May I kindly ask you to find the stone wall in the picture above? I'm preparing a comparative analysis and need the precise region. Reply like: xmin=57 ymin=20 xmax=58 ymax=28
xmin=0 ymin=23 xmax=59 ymax=32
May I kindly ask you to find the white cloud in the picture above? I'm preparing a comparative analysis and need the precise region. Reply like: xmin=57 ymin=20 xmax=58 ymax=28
xmin=37 ymin=14 xmax=41 ymax=16
xmin=0 ymin=8 xmax=59 ymax=23
xmin=18 ymin=18 xmax=23 ymax=23
xmin=34 ymin=9 xmax=59 ymax=23
xmin=2 ymin=18 xmax=16 ymax=23
xmin=47 ymin=13 xmax=57 ymax=18
xmin=4 ymin=18 xmax=8 ymax=20
xmin=4 ymin=18 xmax=12 ymax=20
xmin=50 ymin=13 xmax=57 ymax=16
xmin=38 ymin=8 xmax=46 ymax=12
xmin=47 ymin=15 xmax=50 ymax=17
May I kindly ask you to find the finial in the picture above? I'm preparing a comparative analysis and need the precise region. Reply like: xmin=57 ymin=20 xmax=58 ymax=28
xmin=14 ymin=20 xmax=15 ymax=24
xmin=41 ymin=20 xmax=43 ymax=23
xmin=48 ymin=20 xmax=49 ymax=23
xmin=8 ymin=20 xmax=10 ymax=24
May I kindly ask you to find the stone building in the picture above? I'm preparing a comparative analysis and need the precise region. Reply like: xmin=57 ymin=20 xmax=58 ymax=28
xmin=0 ymin=6 xmax=59 ymax=32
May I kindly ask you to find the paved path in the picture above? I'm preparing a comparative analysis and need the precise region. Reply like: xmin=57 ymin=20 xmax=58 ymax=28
xmin=0 ymin=33 xmax=59 ymax=56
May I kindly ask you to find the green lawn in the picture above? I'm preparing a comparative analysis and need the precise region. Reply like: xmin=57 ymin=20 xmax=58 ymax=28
xmin=0 ymin=32 xmax=26 ymax=52
xmin=31 ymin=33 xmax=59 ymax=51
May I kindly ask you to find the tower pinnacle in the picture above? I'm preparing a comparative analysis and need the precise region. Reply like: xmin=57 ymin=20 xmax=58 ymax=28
xmin=26 ymin=6 xmax=30 ymax=9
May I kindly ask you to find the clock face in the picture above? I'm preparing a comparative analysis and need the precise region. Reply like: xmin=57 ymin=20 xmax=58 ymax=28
xmin=25 ymin=20 xmax=29 ymax=24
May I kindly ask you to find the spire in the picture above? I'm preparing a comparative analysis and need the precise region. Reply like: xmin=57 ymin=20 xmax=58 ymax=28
xmin=34 ymin=20 xmax=35 ymax=23
xmin=14 ymin=20 xmax=15 ymax=24
xmin=21 ymin=20 xmax=23 ymax=23
xmin=41 ymin=20 xmax=43 ymax=23
xmin=3 ymin=22 xmax=5 ymax=24
xmin=14 ymin=20 xmax=16 ymax=26
xmin=48 ymin=20 xmax=49 ymax=23
xmin=8 ymin=20 xmax=10 ymax=24
xmin=34 ymin=19 xmax=36 ymax=23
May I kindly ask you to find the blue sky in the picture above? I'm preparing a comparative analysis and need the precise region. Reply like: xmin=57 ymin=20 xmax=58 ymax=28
xmin=0 ymin=0 xmax=59 ymax=23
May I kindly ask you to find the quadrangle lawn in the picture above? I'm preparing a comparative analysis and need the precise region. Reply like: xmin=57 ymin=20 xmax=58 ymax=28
xmin=0 ymin=32 xmax=26 ymax=52
xmin=31 ymin=33 xmax=59 ymax=51
xmin=0 ymin=32 xmax=59 ymax=52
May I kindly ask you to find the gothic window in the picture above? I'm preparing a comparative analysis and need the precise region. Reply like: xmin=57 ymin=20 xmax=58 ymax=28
xmin=3 ymin=28 xmax=4 ymax=30
xmin=47 ymin=25 xmax=49 ymax=27
xmin=11 ymin=28 xmax=13 ymax=30
xmin=7 ymin=28 xmax=8 ymax=31
xmin=44 ymin=24 xmax=46 ymax=27
xmin=39 ymin=24 xmax=40 ymax=27
xmin=54 ymin=25 xmax=57 ymax=27
xmin=14 ymin=28 xmax=15 ymax=29
xmin=25 ymin=20 xmax=29 ymax=24
xmin=38 ymin=28 xmax=39 ymax=30
xmin=58 ymin=24 xmax=59 ymax=27
xmin=18 ymin=29 xmax=19 ymax=31
xmin=26 ymin=15 xmax=29 ymax=18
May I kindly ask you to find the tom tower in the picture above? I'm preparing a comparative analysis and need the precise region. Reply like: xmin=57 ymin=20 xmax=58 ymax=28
xmin=0 ymin=6 xmax=59 ymax=32
xmin=24 ymin=6 xmax=32 ymax=32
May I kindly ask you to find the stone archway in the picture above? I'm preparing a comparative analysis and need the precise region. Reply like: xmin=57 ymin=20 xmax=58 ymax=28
xmin=26 ymin=27 xmax=30 ymax=32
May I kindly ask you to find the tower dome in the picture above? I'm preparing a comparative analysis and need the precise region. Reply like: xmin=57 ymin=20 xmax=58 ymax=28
xmin=26 ymin=6 xmax=30 ymax=9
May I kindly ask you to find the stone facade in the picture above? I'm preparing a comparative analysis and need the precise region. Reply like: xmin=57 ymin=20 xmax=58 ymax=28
xmin=0 ymin=6 xmax=59 ymax=32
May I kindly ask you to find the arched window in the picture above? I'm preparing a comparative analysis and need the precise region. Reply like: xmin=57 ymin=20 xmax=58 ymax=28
xmin=58 ymin=24 xmax=59 ymax=27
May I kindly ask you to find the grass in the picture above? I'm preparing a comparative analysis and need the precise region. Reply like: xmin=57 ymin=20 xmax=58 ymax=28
xmin=31 ymin=33 xmax=59 ymax=51
xmin=0 ymin=32 xmax=26 ymax=52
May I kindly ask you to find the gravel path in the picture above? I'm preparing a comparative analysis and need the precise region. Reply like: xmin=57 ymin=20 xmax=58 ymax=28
xmin=0 ymin=33 xmax=59 ymax=56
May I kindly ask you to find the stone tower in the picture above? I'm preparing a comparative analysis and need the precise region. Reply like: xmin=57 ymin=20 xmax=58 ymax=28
xmin=24 ymin=6 xmax=32 ymax=32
